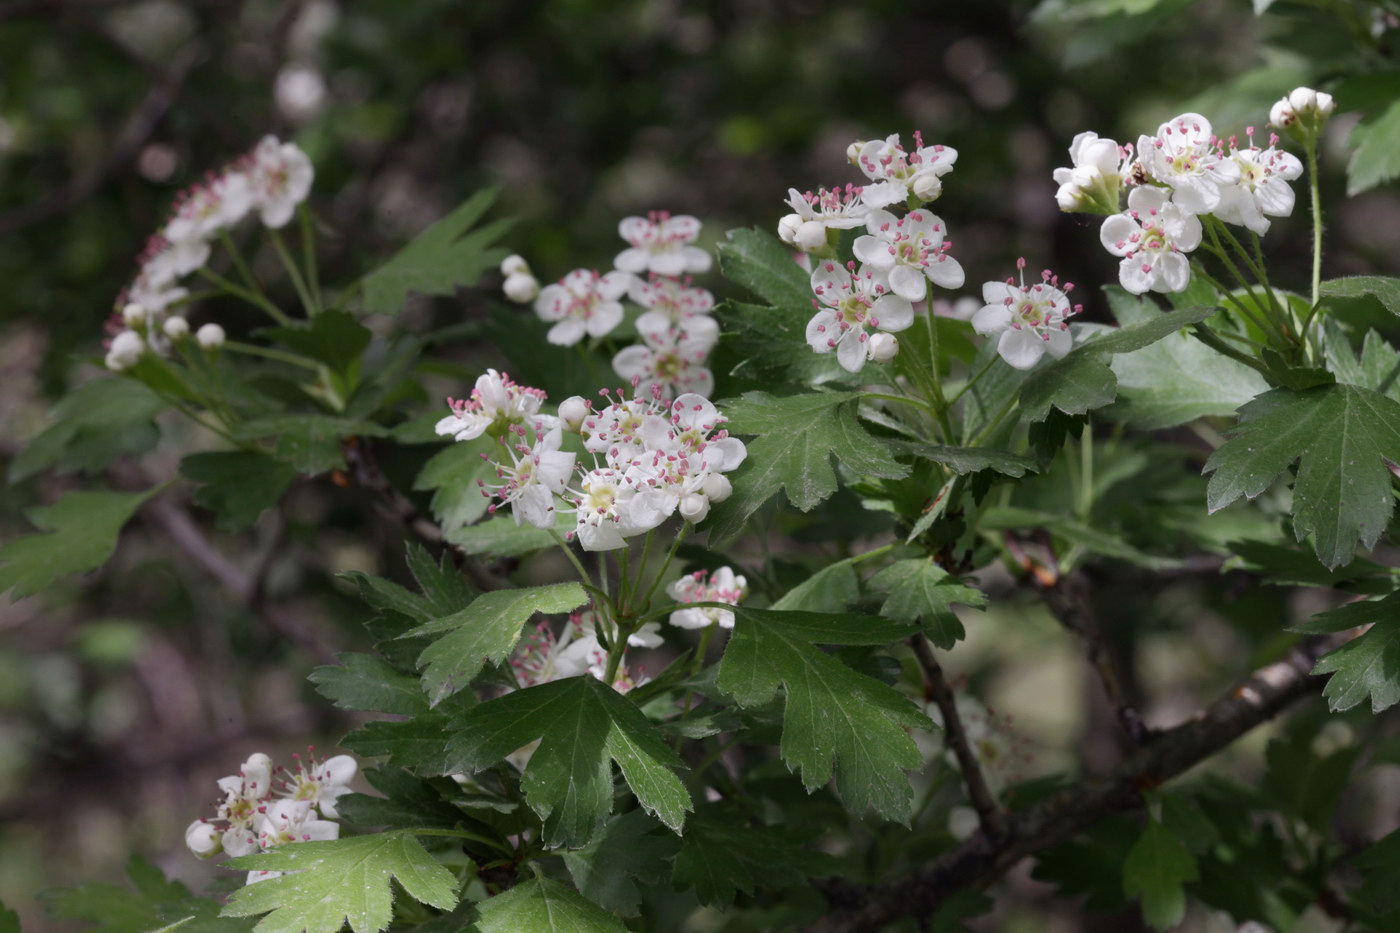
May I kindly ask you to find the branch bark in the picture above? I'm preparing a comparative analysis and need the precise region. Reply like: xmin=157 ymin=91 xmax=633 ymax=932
xmin=806 ymin=637 xmax=1338 ymax=932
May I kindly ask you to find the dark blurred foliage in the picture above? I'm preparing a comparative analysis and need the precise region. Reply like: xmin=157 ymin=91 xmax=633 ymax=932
xmin=1 ymin=0 xmax=1398 ymax=929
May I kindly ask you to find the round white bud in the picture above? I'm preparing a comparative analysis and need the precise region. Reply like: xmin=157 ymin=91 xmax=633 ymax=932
xmin=185 ymin=820 xmax=223 ymax=858
xmin=1269 ymin=97 xmax=1294 ymax=129
xmin=162 ymin=316 xmax=190 ymax=340
xmin=503 ymin=272 xmax=540 ymax=304
xmin=196 ymin=323 xmax=226 ymax=349
xmin=868 ymin=332 xmax=899 ymax=363
xmin=558 ymin=395 xmax=590 ymax=432
xmin=912 ymin=172 xmax=943 ymax=202
xmin=846 ymin=140 xmax=864 ymax=165
xmin=500 ymin=254 xmax=530 ymax=277
xmin=679 ymin=492 xmax=711 ymax=523
xmin=701 ymin=472 xmax=732 ymax=503
xmin=122 ymin=302 xmax=147 ymax=328
xmin=777 ymin=213 xmax=803 ymax=246
xmin=794 ymin=220 xmax=828 ymax=253
xmin=105 ymin=330 xmax=145 ymax=371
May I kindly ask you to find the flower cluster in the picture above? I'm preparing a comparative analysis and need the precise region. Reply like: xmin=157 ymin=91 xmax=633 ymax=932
xmin=106 ymin=136 xmax=313 ymax=371
xmin=1056 ymin=95 xmax=1320 ymax=295
xmin=666 ymin=566 xmax=748 ymax=630
xmin=184 ymin=750 xmax=356 ymax=884
xmin=510 ymin=611 xmax=662 ymax=693
xmin=780 ymin=132 xmax=964 ymax=372
xmin=972 ymin=259 xmax=1082 ymax=371
xmin=924 ymin=694 xmax=1032 ymax=804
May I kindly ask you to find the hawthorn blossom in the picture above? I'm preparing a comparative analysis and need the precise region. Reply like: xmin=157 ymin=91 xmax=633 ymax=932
xmin=1137 ymin=112 xmax=1239 ymax=215
xmin=1052 ymin=131 xmax=1128 ymax=215
xmin=511 ymin=613 xmax=656 ymax=694
xmin=630 ymin=275 xmax=715 ymax=333
xmin=614 ymin=212 xmax=711 ymax=276
xmin=1213 ymin=133 xmax=1303 ymax=235
xmin=611 ymin=315 xmax=719 ymax=400
xmin=852 ymin=207 xmax=964 ymax=301
xmin=568 ymin=465 xmax=675 ymax=551
xmin=281 ymin=751 xmax=357 ymax=818
xmin=248 ymin=799 xmax=340 ymax=884
xmin=163 ymin=168 xmax=254 ymax=248
xmin=185 ymin=752 xmax=275 ymax=859
xmin=971 ymin=259 xmax=1082 ymax=371
xmin=483 ymin=426 xmax=577 ymax=529
xmin=851 ymin=132 xmax=958 ymax=208
xmin=667 ymin=566 xmax=748 ymax=630
xmin=1099 ymin=186 xmax=1202 ymax=294
xmin=806 ymin=260 xmax=914 ymax=372
xmin=534 ymin=269 xmax=629 ymax=346
xmin=247 ymin=136 xmax=314 ymax=228
xmin=777 ymin=185 xmax=871 ymax=253
xmin=435 ymin=369 xmax=548 ymax=442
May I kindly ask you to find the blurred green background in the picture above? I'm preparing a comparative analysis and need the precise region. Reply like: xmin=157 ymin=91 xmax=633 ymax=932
xmin=2 ymin=0 xmax=1398 ymax=930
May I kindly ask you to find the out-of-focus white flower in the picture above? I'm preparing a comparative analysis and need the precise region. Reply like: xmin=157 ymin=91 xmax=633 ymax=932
xmin=558 ymin=395 xmax=591 ymax=433
xmin=933 ymin=296 xmax=981 ymax=321
xmin=501 ymin=254 xmax=531 ymax=277
xmin=275 ymin=64 xmax=327 ymax=124
xmin=925 ymin=696 xmax=1031 ymax=798
xmin=1052 ymin=131 xmax=1128 ymax=215
xmin=1099 ymin=186 xmax=1202 ymax=294
xmin=164 ymin=169 xmax=254 ymax=246
xmin=947 ymin=806 xmax=979 ymax=841
xmin=611 ymin=316 xmax=719 ymax=401
xmin=971 ymin=259 xmax=1081 ymax=371
xmin=503 ymin=272 xmax=540 ymax=303
xmin=196 ymin=322 xmax=226 ymax=349
xmin=1270 ymin=86 xmax=1335 ymax=141
xmin=485 ymin=426 xmax=577 ymax=529
xmin=852 ymin=207 xmax=964 ymax=301
xmin=163 ymin=316 xmax=190 ymax=340
xmin=248 ymin=136 xmax=315 ymax=229
xmin=778 ymin=184 xmax=870 ymax=253
xmin=630 ymin=275 xmax=715 ymax=334
xmin=534 ymin=269 xmax=629 ymax=346
xmin=1137 ymin=113 xmax=1239 ymax=215
xmin=615 ymin=212 xmax=711 ymax=276
xmin=667 ymin=566 xmax=748 ymax=630
xmin=122 ymin=303 xmax=147 ymax=328
xmin=435 ymin=369 xmax=548 ymax=442
xmin=105 ymin=330 xmax=146 ymax=371
xmin=1214 ymin=134 xmax=1304 ymax=236
xmin=852 ymin=132 xmax=958 ymax=208
xmin=806 ymin=259 xmax=914 ymax=373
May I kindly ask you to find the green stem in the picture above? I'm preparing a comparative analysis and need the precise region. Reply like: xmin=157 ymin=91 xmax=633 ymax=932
xmin=269 ymin=227 xmax=320 ymax=316
xmin=863 ymin=391 xmax=938 ymax=416
xmin=1191 ymin=262 xmax=1280 ymax=343
xmin=1200 ymin=226 xmax=1274 ymax=338
xmin=1213 ymin=218 xmax=1294 ymax=341
xmin=411 ymin=827 xmax=513 ymax=856
xmin=1078 ymin=421 xmax=1094 ymax=523
xmin=549 ymin=529 xmax=598 ymax=596
xmin=967 ymin=395 xmax=1019 ymax=448
xmin=1307 ymin=141 xmax=1323 ymax=310
xmin=198 ymin=267 xmax=291 ymax=326
xmin=299 ymin=204 xmax=322 ymax=312
xmin=690 ymin=624 xmax=716 ymax=675
xmin=218 ymin=230 xmax=263 ymax=295
xmin=1191 ymin=323 xmax=1273 ymax=376
xmin=946 ymin=354 xmax=998 ymax=407
xmin=848 ymin=542 xmax=896 ymax=565
xmin=636 ymin=522 xmax=690 ymax=612
xmin=223 ymin=340 xmax=322 ymax=370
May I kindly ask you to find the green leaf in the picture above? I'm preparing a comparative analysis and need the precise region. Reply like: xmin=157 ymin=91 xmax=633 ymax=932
xmin=8 ymin=378 xmax=166 ymax=483
xmin=405 ymin=544 xmax=478 ymax=614
xmin=1021 ymin=303 xmax=1218 ymax=422
xmin=908 ymin=444 xmax=1038 ymax=477
xmin=869 ymin=559 xmax=987 ymax=649
xmin=1291 ymin=592 xmax=1400 ymax=712
xmin=1355 ymin=828 xmax=1400 ymax=916
xmin=233 ymin=416 xmax=389 ymax=475
xmin=715 ymin=227 xmax=812 ymax=309
xmin=310 ymin=653 xmax=427 ymax=715
xmin=770 ymin=558 xmax=860 ymax=611
xmin=413 ymin=438 xmax=497 ymax=533
xmin=1324 ymin=324 xmax=1400 ymax=402
xmin=471 ymin=876 xmax=625 ymax=933
xmin=43 ymin=857 xmax=254 ymax=933
xmin=336 ymin=766 xmax=476 ymax=832
xmin=181 ymin=451 xmax=298 ymax=531
xmin=408 ymin=582 xmax=588 ymax=705
xmin=1348 ymin=98 xmax=1400 ymax=196
xmin=1321 ymin=276 xmax=1400 ymax=317
xmin=705 ymin=391 xmax=910 ymax=542
xmin=1262 ymin=734 xmax=1359 ymax=830
xmin=562 ymin=810 xmax=680 ymax=917
xmin=445 ymin=676 xmax=691 ymax=846
xmin=670 ymin=812 xmax=833 ymax=908
xmin=355 ymin=190 xmax=512 ymax=316
xmin=0 ymin=902 xmax=15 ymax=933
xmin=716 ymin=608 xmax=931 ymax=821
xmin=262 ymin=310 xmax=372 ymax=373
xmin=718 ymin=300 xmax=850 ymax=385
xmin=1122 ymin=817 xmax=1198 ymax=930
xmin=340 ymin=571 xmax=436 ymax=623
xmin=340 ymin=708 xmax=460 ymax=774
xmin=1203 ymin=384 xmax=1400 ymax=569
xmin=223 ymin=831 xmax=457 ymax=933
xmin=0 ymin=488 xmax=158 ymax=599
xmin=444 ymin=511 xmax=572 ymax=559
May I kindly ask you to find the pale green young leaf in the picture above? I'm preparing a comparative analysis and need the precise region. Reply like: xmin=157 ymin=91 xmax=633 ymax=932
xmin=1203 ymin=385 xmax=1400 ymax=569
xmin=716 ymin=608 xmax=931 ymax=822
xmin=412 ymin=438 xmax=497 ymax=533
xmin=223 ymin=832 xmax=457 ymax=933
xmin=1122 ymin=818 xmax=1198 ymax=930
xmin=445 ymin=676 xmax=690 ymax=846
xmin=1320 ymin=276 xmax=1400 ymax=316
xmin=1290 ymin=592 xmax=1400 ymax=712
xmin=471 ymin=876 xmax=625 ymax=933
xmin=1347 ymin=99 xmax=1400 ymax=196
xmin=407 ymin=582 xmax=588 ymax=705
xmin=0 ymin=487 xmax=158 ymax=599
xmin=870 ymin=559 xmax=986 ymax=649
xmin=908 ymin=444 xmax=1038 ymax=477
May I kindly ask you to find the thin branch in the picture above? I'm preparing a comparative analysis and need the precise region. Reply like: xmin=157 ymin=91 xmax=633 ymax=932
xmin=805 ymin=636 xmax=1341 ymax=932
xmin=908 ymin=635 xmax=1004 ymax=836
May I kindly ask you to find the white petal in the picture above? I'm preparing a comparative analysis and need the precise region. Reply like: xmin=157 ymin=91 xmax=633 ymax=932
xmin=649 ymin=251 xmax=687 ymax=277
xmin=971 ymin=303 xmax=1011 ymax=336
xmin=681 ymin=245 xmax=712 ymax=273
xmin=614 ymin=247 xmax=650 ymax=273
xmin=1099 ymin=214 xmax=1139 ymax=256
xmin=806 ymin=310 xmax=838 ymax=351
xmin=1045 ymin=326 xmax=1074 ymax=359
xmin=997 ymin=328 xmax=1046 ymax=370
xmin=587 ymin=301 xmax=624 ymax=337
xmin=853 ymin=235 xmax=894 ymax=268
xmin=548 ymin=318 xmax=587 ymax=346
xmin=836 ymin=330 xmax=867 ymax=372
xmin=872 ymin=294 xmax=914 ymax=332
xmin=926 ymin=255 xmax=965 ymax=289
xmin=612 ymin=344 xmax=652 ymax=378
xmin=860 ymin=181 xmax=906 ymax=208
xmin=1155 ymin=252 xmax=1191 ymax=292
xmin=1118 ymin=256 xmax=1154 ymax=295
xmin=888 ymin=264 xmax=927 ymax=302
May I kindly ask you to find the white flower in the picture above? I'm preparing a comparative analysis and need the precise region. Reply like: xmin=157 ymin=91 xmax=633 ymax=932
xmin=281 ymin=752 xmax=358 ymax=819
xmin=485 ymin=426 xmax=577 ymax=529
xmin=558 ymin=395 xmax=590 ymax=433
xmin=568 ymin=466 xmax=674 ymax=551
xmin=615 ymin=212 xmax=710 ymax=276
xmin=806 ymin=260 xmax=915 ymax=373
xmin=126 ymin=271 xmax=190 ymax=315
xmin=105 ymin=330 xmax=146 ymax=371
xmin=501 ymin=254 xmax=531 ymax=277
xmin=248 ymin=136 xmax=315 ymax=229
xmin=196 ymin=322 xmax=226 ymax=349
xmin=933 ymin=296 xmax=980 ymax=321
xmin=1052 ymin=131 xmax=1128 ymax=215
xmin=209 ymin=752 xmax=275 ymax=858
xmin=630 ymin=275 xmax=715 ymax=334
xmin=1137 ymin=113 xmax=1239 ymax=215
xmin=778 ymin=184 xmax=871 ymax=252
xmin=971 ymin=260 xmax=1081 ymax=371
xmin=947 ymin=806 xmax=979 ymax=841
xmin=248 ymin=798 xmax=340 ymax=884
xmin=139 ymin=235 xmax=209 ymax=285
xmin=164 ymin=169 xmax=254 ymax=246
xmin=1213 ymin=137 xmax=1303 ymax=236
xmin=666 ymin=566 xmax=748 ymax=630
xmin=503 ymin=272 xmax=540 ymax=303
xmin=185 ymin=820 xmax=223 ymax=858
xmin=510 ymin=614 xmax=645 ymax=694
xmin=1270 ymin=86 xmax=1335 ymax=138
xmin=534 ymin=269 xmax=629 ymax=346
xmin=852 ymin=132 xmax=958 ymax=208
xmin=611 ymin=316 xmax=719 ymax=401
xmin=629 ymin=621 xmax=665 ymax=649
xmin=868 ymin=332 xmax=899 ymax=362
xmin=1099 ymin=186 xmax=1202 ymax=294
xmin=852 ymin=207 xmax=964 ymax=301
xmin=924 ymin=696 xmax=1029 ymax=798
xmin=436 ymin=369 xmax=547 ymax=442
xmin=275 ymin=64 xmax=327 ymax=124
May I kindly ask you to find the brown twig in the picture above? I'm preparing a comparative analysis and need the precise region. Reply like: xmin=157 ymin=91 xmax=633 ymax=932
xmin=908 ymin=635 xmax=1004 ymax=836
xmin=805 ymin=636 xmax=1340 ymax=932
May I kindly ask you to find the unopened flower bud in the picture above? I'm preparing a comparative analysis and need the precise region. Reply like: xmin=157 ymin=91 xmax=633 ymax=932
xmin=500 ymin=254 xmax=531 ymax=277
xmin=122 ymin=302 xmax=147 ymax=328
xmin=558 ymin=395 xmax=590 ymax=432
xmin=868 ymin=332 xmax=899 ymax=363
xmin=679 ymin=492 xmax=711 ymax=523
xmin=196 ymin=323 xmax=226 ymax=349
xmin=105 ymin=330 xmax=145 ymax=371
xmin=503 ymin=272 xmax=540 ymax=304
xmin=948 ymin=806 xmax=979 ymax=841
xmin=163 ymin=316 xmax=190 ymax=340
xmin=846 ymin=140 xmax=864 ymax=165
xmin=794 ymin=220 xmax=828 ymax=253
xmin=185 ymin=820 xmax=222 ymax=858
xmin=911 ymin=173 xmax=943 ymax=202
xmin=777 ymin=213 xmax=803 ymax=246
xmin=701 ymin=472 xmax=732 ymax=502
xmin=1271 ymin=86 xmax=1335 ymax=144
